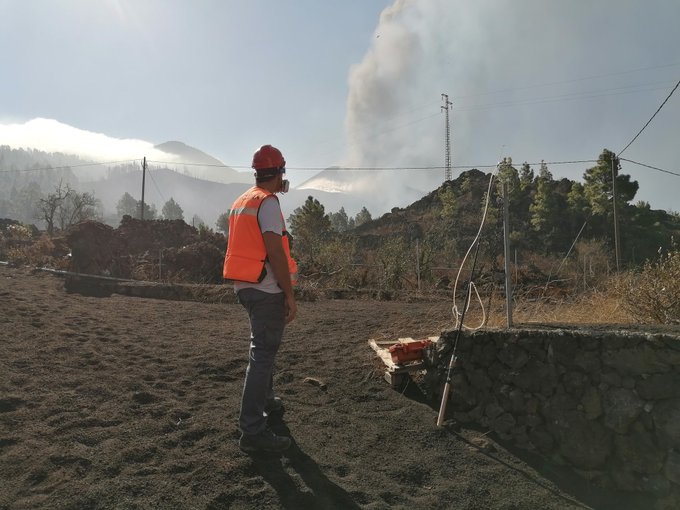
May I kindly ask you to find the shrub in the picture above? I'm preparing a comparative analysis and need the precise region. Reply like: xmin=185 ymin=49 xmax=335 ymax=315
xmin=5 ymin=234 xmax=64 ymax=268
xmin=616 ymin=247 xmax=680 ymax=324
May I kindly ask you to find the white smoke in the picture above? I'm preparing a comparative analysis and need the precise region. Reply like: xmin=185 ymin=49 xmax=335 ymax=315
xmin=343 ymin=0 xmax=578 ymax=173
xmin=341 ymin=0 xmax=680 ymax=217
xmin=0 ymin=118 xmax=179 ymax=163
xmin=341 ymin=0 xmax=461 ymax=207
xmin=344 ymin=0 xmax=438 ymax=170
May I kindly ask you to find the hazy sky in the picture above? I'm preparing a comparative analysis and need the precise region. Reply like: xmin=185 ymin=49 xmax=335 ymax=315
xmin=1 ymin=0 xmax=679 ymax=212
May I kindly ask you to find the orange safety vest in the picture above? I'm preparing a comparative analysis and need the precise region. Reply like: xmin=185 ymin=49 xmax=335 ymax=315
xmin=223 ymin=186 xmax=298 ymax=284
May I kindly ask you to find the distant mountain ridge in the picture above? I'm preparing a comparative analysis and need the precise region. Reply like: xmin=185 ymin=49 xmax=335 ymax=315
xmin=151 ymin=141 xmax=252 ymax=185
xmin=2 ymin=130 xmax=441 ymax=223
xmin=298 ymin=165 xmax=443 ymax=213
xmin=80 ymin=166 xmax=375 ymax=227
xmin=154 ymin=141 xmax=225 ymax=166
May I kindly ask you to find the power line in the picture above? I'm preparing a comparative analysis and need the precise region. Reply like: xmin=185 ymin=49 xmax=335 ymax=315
xmin=336 ymin=80 xmax=674 ymax=156
xmin=146 ymin=160 xmax=245 ymax=169
xmin=454 ymin=61 xmax=680 ymax=100
xmin=619 ymin=78 xmax=680 ymax=156
xmin=327 ymin=68 xmax=677 ymax=165
xmin=345 ymin=111 xmax=442 ymax=146
xmin=307 ymin=79 xmax=675 ymax=162
xmin=620 ymin=157 xmax=680 ymax=178
xmin=146 ymin=159 xmax=599 ymax=171
xmin=146 ymin=167 xmax=166 ymax=204
xmin=456 ymin=82 xmax=676 ymax=113
xmin=0 ymin=153 xmax=665 ymax=178
xmin=0 ymin=157 xmax=602 ymax=175
xmin=0 ymin=159 xmax=138 ymax=174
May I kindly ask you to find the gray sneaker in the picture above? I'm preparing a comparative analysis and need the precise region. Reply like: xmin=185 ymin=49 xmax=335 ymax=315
xmin=239 ymin=428 xmax=291 ymax=453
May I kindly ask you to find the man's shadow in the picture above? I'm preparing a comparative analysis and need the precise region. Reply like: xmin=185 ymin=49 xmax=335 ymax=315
xmin=247 ymin=418 xmax=361 ymax=510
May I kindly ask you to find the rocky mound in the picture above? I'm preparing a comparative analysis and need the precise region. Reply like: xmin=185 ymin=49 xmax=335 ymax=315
xmin=65 ymin=216 xmax=226 ymax=283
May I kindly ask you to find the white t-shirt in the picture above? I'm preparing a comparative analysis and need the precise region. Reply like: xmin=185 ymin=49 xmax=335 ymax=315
xmin=234 ymin=195 xmax=285 ymax=294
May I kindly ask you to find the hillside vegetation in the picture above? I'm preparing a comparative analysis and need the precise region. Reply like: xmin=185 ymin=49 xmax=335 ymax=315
xmin=2 ymin=148 xmax=679 ymax=324
xmin=289 ymin=150 xmax=679 ymax=285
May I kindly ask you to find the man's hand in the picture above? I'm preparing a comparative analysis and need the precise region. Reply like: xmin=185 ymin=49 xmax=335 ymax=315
xmin=263 ymin=231 xmax=297 ymax=324
xmin=285 ymin=294 xmax=297 ymax=324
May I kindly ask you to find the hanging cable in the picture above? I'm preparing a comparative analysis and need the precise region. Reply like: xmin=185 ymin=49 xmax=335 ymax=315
xmin=451 ymin=169 xmax=496 ymax=331
xmin=0 ymin=159 xmax=138 ymax=174
xmin=144 ymin=158 xmax=598 ymax=172
xmin=146 ymin=166 xmax=166 ymax=205
xmin=620 ymin=158 xmax=680 ymax=178
xmin=525 ymin=219 xmax=589 ymax=323
xmin=619 ymin=78 xmax=680 ymax=156
xmin=436 ymin=168 xmax=496 ymax=427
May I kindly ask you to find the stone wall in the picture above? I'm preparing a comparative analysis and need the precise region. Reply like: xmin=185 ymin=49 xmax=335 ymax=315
xmin=424 ymin=327 xmax=680 ymax=509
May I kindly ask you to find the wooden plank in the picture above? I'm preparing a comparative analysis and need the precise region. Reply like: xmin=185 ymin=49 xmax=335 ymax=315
xmin=368 ymin=338 xmax=429 ymax=374
xmin=368 ymin=339 xmax=398 ymax=370
xmin=384 ymin=371 xmax=406 ymax=388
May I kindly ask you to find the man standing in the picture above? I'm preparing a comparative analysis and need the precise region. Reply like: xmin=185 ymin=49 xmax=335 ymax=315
xmin=223 ymin=144 xmax=298 ymax=453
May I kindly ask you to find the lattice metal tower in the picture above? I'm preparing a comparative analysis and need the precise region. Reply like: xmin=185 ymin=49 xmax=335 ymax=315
xmin=441 ymin=93 xmax=453 ymax=181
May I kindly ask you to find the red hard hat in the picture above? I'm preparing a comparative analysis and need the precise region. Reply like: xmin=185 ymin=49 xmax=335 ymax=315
xmin=251 ymin=145 xmax=285 ymax=171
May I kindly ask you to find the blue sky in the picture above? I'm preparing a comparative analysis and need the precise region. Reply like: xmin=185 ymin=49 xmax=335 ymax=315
xmin=0 ymin=1 xmax=387 ymax=167
xmin=1 ymin=0 xmax=679 ymax=212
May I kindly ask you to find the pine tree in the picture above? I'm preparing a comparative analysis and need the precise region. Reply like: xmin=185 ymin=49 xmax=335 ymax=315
xmin=136 ymin=201 xmax=157 ymax=220
xmin=329 ymin=207 xmax=349 ymax=232
xmin=116 ymin=192 xmax=137 ymax=219
xmin=215 ymin=211 xmax=230 ymax=234
xmin=519 ymin=162 xmax=535 ymax=191
xmin=162 ymin=197 xmax=184 ymax=220
xmin=289 ymin=196 xmax=331 ymax=238
xmin=288 ymin=196 xmax=331 ymax=267
xmin=583 ymin=149 xmax=638 ymax=216
xmin=354 ymin=207 xmax=372 ymax=227
xmin=529 ymin=162 xmax=560 ymax=250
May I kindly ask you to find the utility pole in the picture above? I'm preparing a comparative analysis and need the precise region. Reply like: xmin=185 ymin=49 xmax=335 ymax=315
xmin=502 ymin=180 xmax=513 ymax=328
xmin=441 ymin=93 xmax=453 ymax=182
xmin=141 ymin=157 xmax=147 ymax=221
xmin=611 ymin=153 xmax=621 ymax=271
xmin=415 ymin=238 xmax=421 ymax=293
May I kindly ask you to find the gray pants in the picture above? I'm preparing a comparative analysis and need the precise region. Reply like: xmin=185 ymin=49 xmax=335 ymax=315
xmin=237 ymin=288 xmax=286 ymax=435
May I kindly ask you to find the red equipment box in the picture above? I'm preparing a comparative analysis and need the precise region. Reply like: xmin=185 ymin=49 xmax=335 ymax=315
xmin=388 ymin=339 xmax=432 ymax=364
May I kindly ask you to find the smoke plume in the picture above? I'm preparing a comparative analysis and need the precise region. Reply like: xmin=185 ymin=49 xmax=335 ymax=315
xmin=341 ymin=0 xmax=680 ymax=217
xmin=0 ymin=118 xmax=179 ymax=163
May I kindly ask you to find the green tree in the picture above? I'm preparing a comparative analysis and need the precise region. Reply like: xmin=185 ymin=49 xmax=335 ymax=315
xmin=162 ymin=197 xmax=184 ymax=220
xmin=376 ymin=237 xmax=411 ymax=289
xmin=438 ymin=185 xmax=458 ymax=221
xmin=288 ymin=196 xmax=331 ymax=267
xmin=583 ymin=149 xmax=638 ymax=216
xmin=583 ymin=149 xmax=639 ymax=256
xmin=519 ymin=162 xmax=535 ymax=191
xmin=16 ymin=181 xmax=43 ymax=225
xmin=116 ymin=192 xmax=137 ymax=219
xmin=529 ymin=162 xmax=560 ymax=250
xmin=136 ymin=201 xmax=157 ymax=220
xmin=215 ymin=211 xmax=230 ymax=234
xmin=329 ymin=207 xmax=349 ymax=232
xmin=355 ymin=206 xmax=372 ymax=227
xmin=497 ymin=158 xmax=533 ymax=249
